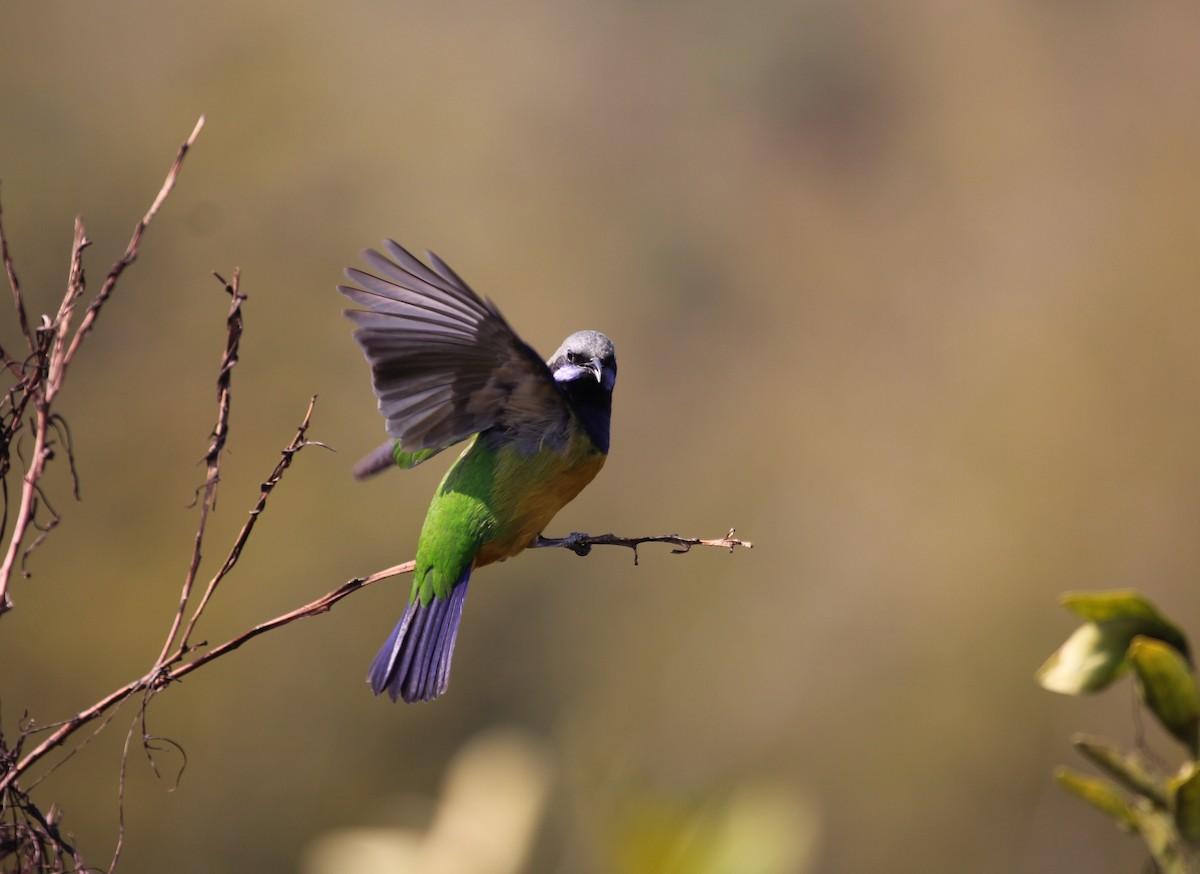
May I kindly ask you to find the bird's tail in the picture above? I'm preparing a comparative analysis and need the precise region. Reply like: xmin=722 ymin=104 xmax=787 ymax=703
xmin=367 ymin=569 xmax=470 ymax=703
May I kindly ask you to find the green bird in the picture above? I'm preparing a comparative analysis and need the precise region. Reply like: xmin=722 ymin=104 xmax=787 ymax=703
xmin=338 ymin=241 xmax=617 ymax=703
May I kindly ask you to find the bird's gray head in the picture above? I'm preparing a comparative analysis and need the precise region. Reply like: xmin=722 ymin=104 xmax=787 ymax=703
xmin=549 ymin=330 xmax=617 ymax=393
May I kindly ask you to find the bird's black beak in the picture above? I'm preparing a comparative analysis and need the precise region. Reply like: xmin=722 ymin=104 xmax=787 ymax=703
xmin=586 ymin=357 xmax=603 ymax=382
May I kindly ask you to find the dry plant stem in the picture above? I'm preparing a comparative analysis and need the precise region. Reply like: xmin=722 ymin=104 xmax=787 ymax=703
xmin=0 ymin=561 xmax=411 ymax=795
xmin=0 ymin=221 xmax=87 ymax=611
xmin=162 ymin=527 xmax=750 ymax=683
xmin=0 ymin=186 xmax=33 ymax=352
xmin=0 ymin=116 xmax=205 ymax=615
xmin=178 ymin=384 xmax=319 ymax=652
xmin=0 ymin=516 xmax=749 ymax=793
xmin=60 ymin=116 xmax=205 ymax=372
xmin=0 ymin=403 xmax=379 ymax=796
xmin=155 ymin=270 xmax=244 ymax=666
xmin=0 ymin=406 xmax=50 ymax=609
xmin=165 ymin=561 xmax=415 ymax=684
xmin=534 ymin=528 xmax=753 ymax=565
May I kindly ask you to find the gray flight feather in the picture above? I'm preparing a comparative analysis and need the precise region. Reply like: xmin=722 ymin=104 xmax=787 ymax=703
xmin=338 ymin=241 xmax=569 ymax=454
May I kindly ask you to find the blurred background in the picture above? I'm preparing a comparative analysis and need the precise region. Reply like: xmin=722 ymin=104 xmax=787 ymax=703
xmin=3 ymin=1 xmax=1200 ymax=871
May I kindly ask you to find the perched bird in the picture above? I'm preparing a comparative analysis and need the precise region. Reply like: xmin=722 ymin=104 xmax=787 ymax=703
xmin=338 ymin=241 xmax=617 ymax=703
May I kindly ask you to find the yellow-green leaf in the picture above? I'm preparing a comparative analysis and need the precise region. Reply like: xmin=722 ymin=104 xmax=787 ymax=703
xmin=1060 ymin=591 xmax=1190 ymax=660
xmin=1173 ymin=765 xmax=1200 ymax=845
xmin=1071 ymin=734 xmax=1172 ymax=807
xmin=1038 ymin=620 xmax=1139 ymax=694
xmin=1129 ymin=637 xmax=1200 ymax=755
xmin=1129 ymin=800 xmax=1193 ymax=872
xmin=1038 ymin=591 xmax=1194 ymax=696
xmin=1054 ymin=767 xmax=1138 ymax=832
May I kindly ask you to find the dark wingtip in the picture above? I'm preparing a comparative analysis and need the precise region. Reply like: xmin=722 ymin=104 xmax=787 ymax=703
xmin=367 ymin=570 xmax=471 ymax=703
xmin=352 ymin=441 xmax=397 ymax=480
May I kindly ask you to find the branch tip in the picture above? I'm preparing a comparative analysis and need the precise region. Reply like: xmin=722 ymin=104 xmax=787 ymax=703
xmin=533 ymin=529 xmax=754 ymax=559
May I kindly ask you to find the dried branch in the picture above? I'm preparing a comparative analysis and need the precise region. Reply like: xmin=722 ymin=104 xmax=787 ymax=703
xmin=534 ymin=528 xmax=753 ymax=565
xmin=0 ymin=115 xmax=205 ymax=614
xmin=177 ymin=390 xmax=331 ymax=653
xmin=165 ymin=561 xmax=413 ymax=685
xmin=0 ymin=184 xmax=32 ymax=353
xmin=155 ymin=270 xmax=245 ymax=667
xmin=0 ymin=548 xmax=409 ymax=797
xmin=61 ymin=116 xmax=206 ymax=372
xmin=1 ymin=482 xmax=750 ymax=798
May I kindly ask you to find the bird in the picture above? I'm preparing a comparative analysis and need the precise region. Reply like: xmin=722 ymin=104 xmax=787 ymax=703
xmin=338 ymin=240 xmax=617 ymax=703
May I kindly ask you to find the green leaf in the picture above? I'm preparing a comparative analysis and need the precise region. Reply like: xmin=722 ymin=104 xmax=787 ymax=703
xmin=1173 ymin=765 xmax=1200 ymax=845
xmin=1129 ymin=637 xmax=1200 ymax=755
xmin=1054 ymin=767 xmax=1138 ymax=832
xmin=1061 ymin=590 xmax=1190 ymax=660
xmin=1037 ymin=590 xmax=1193 ymax=695
xmin=1038 ymin=619 xmax=1141 ymax=694
xmin=1071 ymin=734 xmax=1172 ymax=808
xmin=1129 ymin=801 xmax=1195 ymax=873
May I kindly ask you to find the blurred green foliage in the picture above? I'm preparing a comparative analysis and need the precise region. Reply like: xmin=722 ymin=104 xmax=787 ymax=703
xmin=1041 ymin=591 xmax=1200 ymax=871
xmin=3 ymin=1 xmax=1200 ymax=871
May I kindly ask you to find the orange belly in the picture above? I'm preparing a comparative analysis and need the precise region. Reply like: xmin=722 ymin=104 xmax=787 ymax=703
xmin=475 ymin=440 xmax=607 ymax=567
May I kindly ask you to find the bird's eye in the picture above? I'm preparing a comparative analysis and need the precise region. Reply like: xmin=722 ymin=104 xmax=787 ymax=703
xmin=567 ymin=350 xmax=582 ymax=364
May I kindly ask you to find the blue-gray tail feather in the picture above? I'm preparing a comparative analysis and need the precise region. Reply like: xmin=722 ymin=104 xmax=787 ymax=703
xmin=368 ymin=569 xmax=470 ymax=703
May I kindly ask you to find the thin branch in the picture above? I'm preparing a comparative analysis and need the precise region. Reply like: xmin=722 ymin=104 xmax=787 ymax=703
xmin=0 ymin=216 xmax=89 ymax=611
xmin=19 ymin=482 xmax=60 ymax=577
xmin=0 ymin=391 xmax=340 ymax=795
xmin=0 ymin=558 xmax=410 ymax=796
xmin=0 ymin=116 xmax=205 ymax=616
xmin=44 ymin=217 xmax=90 ymax=396
xmin=533 ymin=528 xmax=753 ymax=566
xmin=154 ymin=270 xmax=244 ymax=666
xmin=0 ymin=678 xmax=148 ymax=795
xmin=0 ymin=514 xmax=749 ymax=793
xmin=178 ymin=391 xmax=327 ymax=653
xmin=0 ymin=183 xmax=32 ymax=352
xmin=164 ymin=561 xmax=413 ymax=685
xmin=21 ymin=696 xmax=125 ymax=795
xmin=60 ymin=116 xmax=205 ymax=373
xmin=0 ymin=406 xmax=50 ymax=609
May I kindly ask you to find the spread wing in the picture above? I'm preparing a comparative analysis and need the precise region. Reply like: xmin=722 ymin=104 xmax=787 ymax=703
xmin=338 ymin=240 xmax=567 ymax=454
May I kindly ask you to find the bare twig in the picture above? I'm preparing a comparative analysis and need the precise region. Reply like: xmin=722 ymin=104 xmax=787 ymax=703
xmin=161 ymin=523 xmax=755 ymax=680
xmin=60 ymin=116 xmax=205 ymax=372
xmin=0 ymin=116 xmax=205 ymax=615
xmin=0 ymin=514 xmax=749 ymax=793
xmin=0 ymin=556 xmax=410 ymax=795
xmin=178 ymin=390 xmax=330 ymax=653
xmin=1 ymin=676 xmax=147 ymax=796
xmin=45 ymin=217 xmax=90 ymax=393
xmin=0 ymin=183 xmax=32 ymax=352
xmin=165 ymin=561 xmax=413 ymax=685
xmin=0 ymin=399 xmax=51 ymax=607
xmin=534 ymin=528 xmax=753 ymax=566
xmin=0 ymin=218 xmax=88 ymax=611
xmin=155 ymin=270 xmax=245 ymax=666
xmin=0 ymin=381 xmax=343 ymax=797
